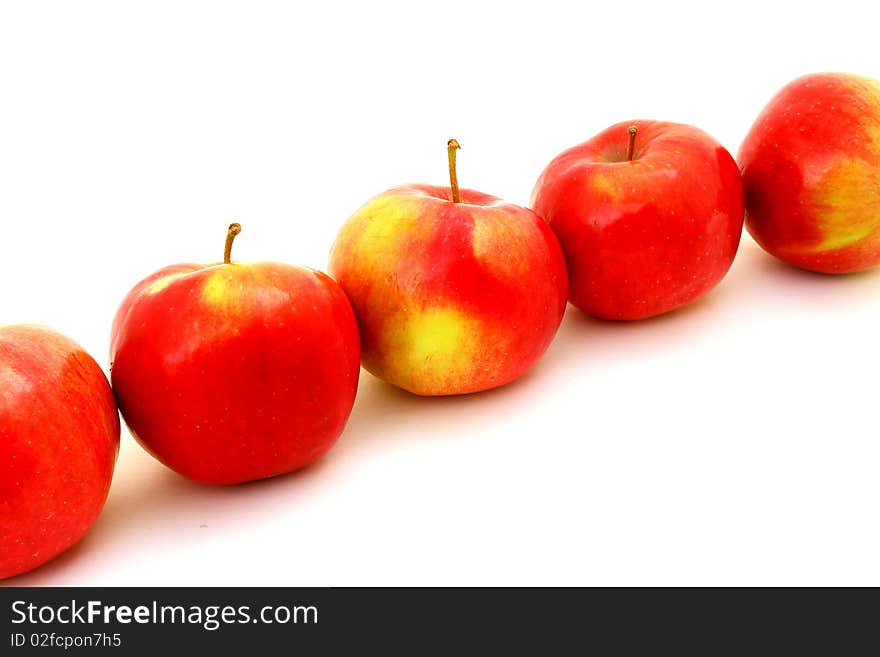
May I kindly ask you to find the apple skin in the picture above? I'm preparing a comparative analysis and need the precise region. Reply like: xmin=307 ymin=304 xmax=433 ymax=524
xmin=531 ymin=120 xmax=744 ymax=320
xmin=328 ymin=185 xmax=568 ymax=396
xmin=0 ymin=325 xmax=120 ymax=580
xmin=110 ymin=260 xmax=360 ymax=485
xmin=738 ymin=72 xmax=880 ymax=273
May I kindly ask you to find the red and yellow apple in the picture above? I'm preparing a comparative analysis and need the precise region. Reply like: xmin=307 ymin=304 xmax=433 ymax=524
xmin=110 ymin=224 xmax=360 ymax=485
xmin=329 ymin=140 xmax=568 ymax=396
xmin=738 ymin=72 xmax=880 ymax=273
xmin=1 ymin=325 xmax=119 ymax=580
xmin=531 ymin=121 xmax=744 ymax=320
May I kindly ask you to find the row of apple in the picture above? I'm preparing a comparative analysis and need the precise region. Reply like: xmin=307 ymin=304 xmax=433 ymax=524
xmin=2 ymin=72 xmax=878 ymax=581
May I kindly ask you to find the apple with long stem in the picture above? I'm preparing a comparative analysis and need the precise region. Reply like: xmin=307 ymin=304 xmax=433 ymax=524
xmin=739 ymin=72 xmax=880 ymax=273
xmin=1 ymin=325 xmax=119 ymax=580
xmin=531 ymin=121 xmax=744 ymax=320
xmin=329 ymin=140 xmax=569 ymax=396
xmin=110 ymin=224 xmax=361 ymax=485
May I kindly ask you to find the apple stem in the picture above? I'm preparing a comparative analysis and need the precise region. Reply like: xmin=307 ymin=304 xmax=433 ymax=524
xmin=626 ymin=125 xmax=638 ymax=161
xmin=224 ymin=223 xmax=241 ymax=264
xmin=447 ymin=138 xmax=461 ymax=203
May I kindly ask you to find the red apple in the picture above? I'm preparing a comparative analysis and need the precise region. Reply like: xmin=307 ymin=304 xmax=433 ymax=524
xmin=110 ymin=224 xmax=360 ymax=485
xmin=329 ymin=140 xmax=568 ymax=396
xmin=1 ymin=325 xmax=119 ymax=580
xmin=531 ymin=121 xmax=744 ymax=320
xmin=738 ymin=72 xmax=880 ymax=273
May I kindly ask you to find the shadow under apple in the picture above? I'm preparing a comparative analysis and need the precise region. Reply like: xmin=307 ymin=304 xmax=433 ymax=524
xmin=4 ymin=437 xmax=336 ymax=586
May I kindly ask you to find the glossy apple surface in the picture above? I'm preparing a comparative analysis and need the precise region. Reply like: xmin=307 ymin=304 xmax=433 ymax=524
xmin=329 ymin=182 xmax=568 ymax=396
xmin=531 ymin=120 xmax=744 ymax=320
xmin=1 ymin=325 xmax=119 ymax=580
xmin=110 ymin=228 xmax=360 ymax=485
xmin=738 ymin=72 xmax=880 ymax=273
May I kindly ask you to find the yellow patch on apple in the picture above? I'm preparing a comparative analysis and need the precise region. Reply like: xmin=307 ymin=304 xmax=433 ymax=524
xmin=588 ymin=172 xmax=619 ymax=198
xmin=383 ymin=306 xmax=488 ymax=395
xmin=333 ymin=194 xmax=424 ymax=273
xmin=810 ymin=157 xmax=880 ymax=252
xmin=201 ymin=268 xmax=241 ymax=306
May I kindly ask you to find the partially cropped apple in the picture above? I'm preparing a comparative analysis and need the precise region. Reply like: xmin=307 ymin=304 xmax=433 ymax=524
xmin=1 ymin=325 xmax=120 ymax=580
xmin=329 ymin=140 xmax=568 ymax=396
xmin=110 ymin=224 xmax=360 ymax=485
xmin=532 ymin=121 xmax=744 ymax=320
xmin=739 ymin=72 xmax=880 ymax=273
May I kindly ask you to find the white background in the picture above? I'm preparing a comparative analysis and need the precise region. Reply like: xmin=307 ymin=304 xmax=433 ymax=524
xmin=2 ymin=0 xmax=878 ymax=586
